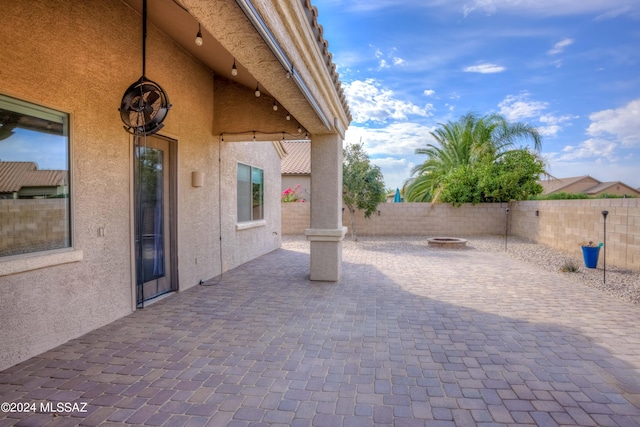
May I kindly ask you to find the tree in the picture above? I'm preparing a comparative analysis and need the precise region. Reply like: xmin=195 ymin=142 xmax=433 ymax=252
xmin=476 ymin=149 xmax=545 ymax=203
xmin=403 ymin=112 xmax=543 ymax=203
xmin=438 ymin=149 xmax=545 ymax=206
xmin=343 ymin=142 xmax=386 ymax=241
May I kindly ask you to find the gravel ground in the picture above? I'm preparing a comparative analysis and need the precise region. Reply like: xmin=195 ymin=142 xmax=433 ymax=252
xmin=283 ymin=234 xmax=640 ymax=305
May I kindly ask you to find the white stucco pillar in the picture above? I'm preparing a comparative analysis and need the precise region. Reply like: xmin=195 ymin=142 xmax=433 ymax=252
xmin=304 ymin=133 xmax=347 ymax=281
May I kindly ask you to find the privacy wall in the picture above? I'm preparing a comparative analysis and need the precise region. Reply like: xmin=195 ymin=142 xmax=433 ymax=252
xmin=282 ymin=202 xmax=509 ymax=236
xmin=283 ymin=198 xmax=640 ymax=271
xmin=511 ymin=199 xmax=639 ymax=271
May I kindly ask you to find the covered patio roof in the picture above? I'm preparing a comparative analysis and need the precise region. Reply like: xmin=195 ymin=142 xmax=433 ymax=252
xmin=121 ymin=0 xmax=351 ymax=136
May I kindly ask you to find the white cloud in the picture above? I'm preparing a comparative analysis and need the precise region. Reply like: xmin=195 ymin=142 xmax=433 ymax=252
xmin=553 ymin=138 xmax=618 ymax=161
xmin=538 ymin=114 xmax=578 ymax=136
xmin=463 ymin=63 xmax=506 ymax=73
xmin=345 ymin=122 xmax=437 ymax=157
xmin=498 ymin=93 xmax=548 ymax=121
xmin=423 ymin=89 xmax=436 ymax=97
xmin=344 ymin=79 xmax=435 ymax=123
xmin=344 ymin=122 xmax=439 ymax=189
xmin=370 ymin=157 xmax=416 ymax=190
xmin=460 ymin=0 xmax=639 ymax=17
xmin=595 ymin=7 xmax=632 ymax=21
xmin=586 ymin=99 xmax=640 ymax=147
xmin=369 ymin=45 xmax=406 ymax=69
xmin=548 ymin=38 xmax=574 ymax=55
xmin=543 ymin=99 xmax=640 ymax=183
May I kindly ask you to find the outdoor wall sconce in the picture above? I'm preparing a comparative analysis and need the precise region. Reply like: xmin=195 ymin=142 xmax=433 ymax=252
xmin=255 ymin=83 xmax=261 ymax=97
xmin=192 ymin=171 xmax=204 ymax=187
xmin=535 ymin=210 xmax=539 ymax=216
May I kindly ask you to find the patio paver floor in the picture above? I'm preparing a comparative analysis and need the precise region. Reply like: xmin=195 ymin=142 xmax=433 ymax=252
xmin=1 ymin=236 xmax=639 ymax=426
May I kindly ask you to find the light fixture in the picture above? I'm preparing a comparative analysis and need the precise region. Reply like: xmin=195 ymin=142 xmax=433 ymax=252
xmin=297 ymin=124 xmax=302 ymax=133
xmin=272 ymin=101 xmax=278 ymax=111
xmin=253 ymin=131 xmax=256 ymax=141
xmin=195 ymin=24 xmax=203 ymax=46
xmin=285 ymin=112 xmax=290 ymax=120
xmin=255 ymin=83 xmax=260 ymax=97
xmin=231 ymin=59 xmax=238 ymax=76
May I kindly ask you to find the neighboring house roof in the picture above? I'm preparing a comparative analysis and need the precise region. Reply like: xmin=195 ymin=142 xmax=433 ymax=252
xmin=584 ymin=181 xmax=640 ymax=196
xmin=281 ymin=141 xmax=311 ymax=175
xmin=0 ymin=161 xmax=67 ymax=193
xmin=539 ymin=175 xmax=640 ymax=196
xmin=539 ymin=176 xmax=597 ymax=194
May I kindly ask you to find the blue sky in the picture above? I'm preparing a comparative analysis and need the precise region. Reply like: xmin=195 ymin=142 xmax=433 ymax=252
xmin=313 ymin=0 xmax=640 ymax=191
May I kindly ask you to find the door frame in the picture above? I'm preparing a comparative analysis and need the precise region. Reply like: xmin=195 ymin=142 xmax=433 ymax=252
xmin=129 ymin=132 xmax=179 ymax=310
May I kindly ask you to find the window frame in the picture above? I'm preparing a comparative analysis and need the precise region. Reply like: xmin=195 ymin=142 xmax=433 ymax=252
xmin=0 ymin=93 xmax=74 ymax=261
xmin=236 ymin=162 xmax=264 ymax=224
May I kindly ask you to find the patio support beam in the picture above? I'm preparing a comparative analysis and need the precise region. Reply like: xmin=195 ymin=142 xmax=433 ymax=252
xmin=305 ymin=133 xmax=347 ymax=281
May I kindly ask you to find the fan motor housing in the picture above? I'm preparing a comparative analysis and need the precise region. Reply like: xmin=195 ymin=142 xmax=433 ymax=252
xmin=119 ymin=76 xmax=171 ymax=136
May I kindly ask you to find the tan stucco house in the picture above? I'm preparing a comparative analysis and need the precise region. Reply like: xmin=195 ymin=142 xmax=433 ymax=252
xmin=0 ymin=0 xmax=350 ymax=370
xmin=539 ymin=176 xmax=640 ymax=197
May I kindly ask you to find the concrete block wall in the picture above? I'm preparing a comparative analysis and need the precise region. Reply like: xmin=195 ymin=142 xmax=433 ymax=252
xmin=282 ymin=198 xmax=639 ymax=271
xmin=282 ymin=202 xmax=311 ymax=235
xmin=0 ymin=200 xmax=68 ymax=256
xmin=511 ymin=199 xmax=639 ymax=271
xmin=282 ymin=202 xmax=508 ymax=236
xmin=344 ymin=203 xmax=508 ymax=236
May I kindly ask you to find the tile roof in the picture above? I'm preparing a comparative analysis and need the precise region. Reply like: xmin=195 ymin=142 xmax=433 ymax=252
xmin=281 ymin=141 xmax=310 ymax=175
xmin=0 ymin=161 xmax=67 ymax=193
xmin=301 ymin=0 xmax=352 ymax=122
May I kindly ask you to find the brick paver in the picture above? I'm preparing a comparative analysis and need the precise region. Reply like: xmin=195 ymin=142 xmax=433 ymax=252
xmin=1 ymin=236 xmax=639 ymax=426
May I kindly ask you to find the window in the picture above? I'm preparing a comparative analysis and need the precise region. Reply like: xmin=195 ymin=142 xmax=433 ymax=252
xmin=0 ymin=94 xmax=71 ymax=257
xmin=237 ymin=163 xmax=263 ymax=222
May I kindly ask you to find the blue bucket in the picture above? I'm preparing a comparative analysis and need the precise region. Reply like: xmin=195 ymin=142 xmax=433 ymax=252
xmin=581 ymin=246 xmax=600 ymax=268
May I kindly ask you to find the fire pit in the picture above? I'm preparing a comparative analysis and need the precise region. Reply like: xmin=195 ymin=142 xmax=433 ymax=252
xmin=427 ymin=237 xmax=468 ymax=249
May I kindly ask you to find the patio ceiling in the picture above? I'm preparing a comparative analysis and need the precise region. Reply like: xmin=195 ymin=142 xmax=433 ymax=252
xmin=121 ymin=0 xmax=257 ymax=93
xmin=120 ymin=0 xmax=344 ymax=135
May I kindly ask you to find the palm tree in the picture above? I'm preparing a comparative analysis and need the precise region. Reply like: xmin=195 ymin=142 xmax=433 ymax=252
xmin=403 ymin=113 xmax=542 ymax=202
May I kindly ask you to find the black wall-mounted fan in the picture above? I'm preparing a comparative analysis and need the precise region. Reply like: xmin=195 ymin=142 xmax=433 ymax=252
xmin=119 ymin=77 xmax=171 ymax=136
xmin=119 ymin=0 xmax=171 ymax=136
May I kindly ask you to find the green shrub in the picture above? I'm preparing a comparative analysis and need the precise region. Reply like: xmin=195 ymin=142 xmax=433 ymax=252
xmin=560 ymin=259 xmax=580 ymax=273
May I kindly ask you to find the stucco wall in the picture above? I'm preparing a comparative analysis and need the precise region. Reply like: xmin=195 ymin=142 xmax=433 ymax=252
xmin=220 ymin=141 xmax=282 ymax=272
xmin=0 ymin=0 xmax=282 ymax=371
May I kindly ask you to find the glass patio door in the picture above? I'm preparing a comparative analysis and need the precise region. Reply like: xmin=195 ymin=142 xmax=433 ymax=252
xmin=134 ymin=135 xmax=175 ymax=306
